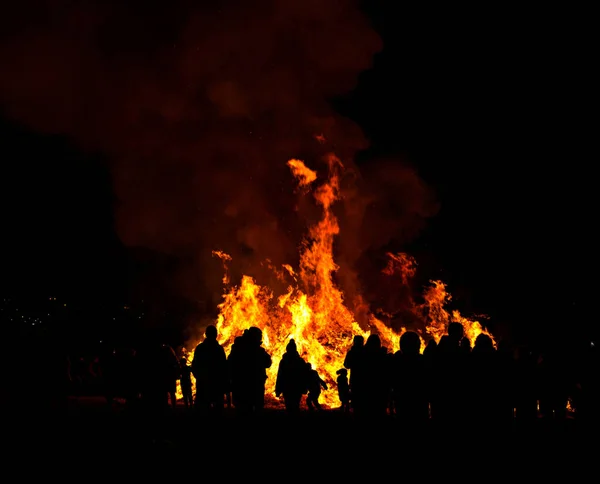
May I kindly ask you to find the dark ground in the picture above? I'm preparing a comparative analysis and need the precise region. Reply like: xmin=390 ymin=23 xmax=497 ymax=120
xmin=37 ymin=395 xmax=594 ymax=478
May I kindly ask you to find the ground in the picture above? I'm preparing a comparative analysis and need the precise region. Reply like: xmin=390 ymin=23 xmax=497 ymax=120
xmin=14 ymin=395 xmax=591 ymax=477
xmin=59 ymin=397 xmax=593 ymax=471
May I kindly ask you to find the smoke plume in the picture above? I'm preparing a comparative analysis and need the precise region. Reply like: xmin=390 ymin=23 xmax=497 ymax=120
xmin=1 ymin=0 xmax=438 ymax=328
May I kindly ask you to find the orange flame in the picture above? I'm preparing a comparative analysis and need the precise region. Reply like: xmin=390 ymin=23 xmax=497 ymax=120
xmin=420 ymin=280 xmax=495 ymax=348
xmin=287 ymin=159 xmax=317 ymax=187
xmin=181 ymin=153 xmax=495 ymax=407
xmin=212 ymin=250 xmax=232 ymax=285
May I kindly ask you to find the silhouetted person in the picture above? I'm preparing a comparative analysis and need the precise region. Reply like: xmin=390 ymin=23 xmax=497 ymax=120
xmin=275 ymin=339 xmax=308 ymax=416
xmin=423 ymin=339 xmax=437 ymax=360
xmin=227 ymin=335 xmax=244 ymax=409
xmin=470 ymin=333 xmax=499 ymax=427
xmin=448 ymin=322 xmax=464 ymax=347
xmin=496 ymin=340 xmax=516 ymax=427
xmin=71 ymin=356 xmax=86 ymax=394
xmin=358 ymin=334 xmax=389 ymax=419
xmin=162 ymin=344 xmax=180 ymax=410
xmin=460 ymin=336 xmax=472 ymax=355
xmin=191 ymin=324 xmax=228 ymax=416
xmin=179 ymin=357 xmax=193 ymax=409
xmin=137 ymin=338 xmax=179 ymax=414
xmin=99 ymin=343 xmax=119 ymax=407
xmin=124 ymin=347 xmax=140 ymax=407
xmin=67 ymin=355 xmax=73 ymax=394
xmin=381 ymin=345 xmax=395 ymax=415
xmin=514 ymin=345 xmax=539 ymax=427
xmin=306 ymin=363 xmax=328 ymax=410
xmin=229 ymin=326 xmax=272 ymax=417
xmin=437 ymin=334 xmax=450 ymax=353
xmin=105 ymin=346 xmax=139 ymax=409
xmin=336 ymin=368 xmax=350 ymax=412
xmin=343 ymin=334 xmax=365 ymax=414
xmin=88 ymin=355 xmax=101 ymax=393
xmin=423 ymin=338 xmax=438 ymax=420
xmin=391 ymin=331 xmax=429 ymax=426
xmin=434 ymin=324 xmax=469 ymax=427
xmin=538 ymin=344 xmax=570 ymax=422
xmin=573 ymin=339 xmax=598 ymax=428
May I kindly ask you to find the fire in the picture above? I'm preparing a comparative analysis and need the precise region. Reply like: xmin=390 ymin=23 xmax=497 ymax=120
xmin=181 ymin=152 xmax=495 ymax=408
xmin=287 ymin=159 xmax=317 ymax=187
xmin=421 ymin=281 xmax=495 ymax=348
xmin=212 ymin=250 xmax=232 ymax=285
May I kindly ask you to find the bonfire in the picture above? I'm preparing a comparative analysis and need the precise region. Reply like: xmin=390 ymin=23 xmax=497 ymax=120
xmin=179 ymin=151 xmax=493 ymax=407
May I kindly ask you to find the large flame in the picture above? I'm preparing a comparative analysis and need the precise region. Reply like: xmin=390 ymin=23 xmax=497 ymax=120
xmin=179 ymin=152 xmax=495 ymax=407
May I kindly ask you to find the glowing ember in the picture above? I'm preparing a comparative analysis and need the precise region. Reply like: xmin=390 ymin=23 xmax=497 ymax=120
xmin=180 ymin=153 xmax=495 ymax=407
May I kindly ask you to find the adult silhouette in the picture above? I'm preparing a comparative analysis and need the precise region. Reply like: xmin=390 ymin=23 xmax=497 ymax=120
xmin=191 ymin=324 xmax=228 ymax=416
xmin=343 ymin=334 xmax=365 ymax=414
xmin=538 ymin=343 xmax=570 ymax=423
xmin=336 ymin=368 xmax=351 ymax=412
xmin=179 ymin=356 xmax=193 ymax=409
xmin=448 ymin=322 xmax=464 ymax=348
xmin=98 ymin=343 xmax=119 ymax=408
xmin=423 ymin=339 xmax=438 ymax=421
xmin=227 ymin=335 xmax=244 ymax=409
xmin=469 ymin=333 xmax=499 ymax=427
xmin=574 ymin=340 xmax=598 ymax=429
xmin=359 ymin=334 xmax=389 ymax=419
xmin=434 ymin=323 xmax=469 ymax=427
xmin=136 ymin=337 xmax=179 ymax=414
xmin=162 ymin=344 xmax=180 ymax=410
xmin=275 ymin=339 xmax=308 ymax=416
xmin=460 ymin=337 xmax=472 ymax=355
xmin=102 ymin=346 xmax=138 ymax=409
xmin=514 ymin=345 xmax=539 ymax=428
xmin=391 ymin=331 xmax=429 ymax=427
xmin=381 ymin=346 xmax=395 ymax=415
xmin=496 ymin=340 xmax=517 ymax=427
xmin=229 ymin=326 xmax=272 ymax=417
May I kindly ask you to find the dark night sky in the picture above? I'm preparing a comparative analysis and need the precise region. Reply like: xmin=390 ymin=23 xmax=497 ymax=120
xmin=1 ymin=1 xmax=597 ymax=348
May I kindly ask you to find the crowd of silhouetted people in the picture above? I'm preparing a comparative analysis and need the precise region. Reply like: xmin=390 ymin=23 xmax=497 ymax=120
xmin=67 ymin=321 xmax=598 ymax=430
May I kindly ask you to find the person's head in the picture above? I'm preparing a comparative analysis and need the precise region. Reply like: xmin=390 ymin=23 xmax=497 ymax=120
xmin=366 ymin=334 xmax=381 ymax=350
xmin=286 ymin=339 xmax=297 ymax=352
xmin=246 ymin=326 xmax=263 ymax=345
xmin=400 ymin=331 xmax=421 ymax=356
xmin=448 ymin=322 xmax=464 ymax=343
xmin=336 ymin=368 xmax=347 ymax=376
xmin=205 ymin=324 xmax=217 ymax=340
xmin=353 ymin=335 xmax=364 ymax=346
xmin=475 ymin=333 xmax=493 ymax=348
xmin=474 ymin=333 xmax=494 ymax=352
xmin=180 ymin=357 xmax=187 ymax=366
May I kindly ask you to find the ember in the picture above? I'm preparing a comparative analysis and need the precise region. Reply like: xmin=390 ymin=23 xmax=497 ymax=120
xmin=180 ymin=152 xmax=494 ymax=407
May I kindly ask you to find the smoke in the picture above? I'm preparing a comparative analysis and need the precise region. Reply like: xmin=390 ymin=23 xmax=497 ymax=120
xmin=335 ymin=158 xmax=439 ymax=318
xmin=0 ymin=0 xmax=437 ymax=328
